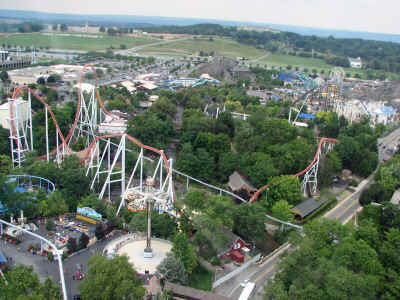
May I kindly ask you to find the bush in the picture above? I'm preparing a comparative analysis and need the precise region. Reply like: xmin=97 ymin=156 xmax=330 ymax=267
xmin=210 ymin=256 xmax=221 ymax=266
xmin=46 ymin=219 xmax=56 ymax=231
xmin=47 ymin=252 xmax=54 ymax=261
xmin=348 ymin=178 xmax=359 ymax=187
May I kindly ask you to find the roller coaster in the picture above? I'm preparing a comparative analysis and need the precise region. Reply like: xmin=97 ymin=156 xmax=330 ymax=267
xmin=7 ymin=64 xmax=338 ymax=216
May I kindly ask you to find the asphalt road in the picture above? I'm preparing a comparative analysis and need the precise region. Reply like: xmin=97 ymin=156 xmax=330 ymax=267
xmin=1 ymin=227 xmax=121 ymax=299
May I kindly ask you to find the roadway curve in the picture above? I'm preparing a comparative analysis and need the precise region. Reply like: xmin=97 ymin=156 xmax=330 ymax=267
xmin=249 ymin=137 xmax=339 ymax=202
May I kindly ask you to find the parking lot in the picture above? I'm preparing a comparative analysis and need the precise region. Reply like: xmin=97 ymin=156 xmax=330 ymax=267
xmin=1 ymin=222 xmax=122 ymax=298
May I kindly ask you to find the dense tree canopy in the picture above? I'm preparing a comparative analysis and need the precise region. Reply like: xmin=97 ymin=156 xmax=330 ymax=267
xmin=78 ymin=254 xmax=145 ymax=300
xmin=1 ymin=265 xmax=61 ymax=300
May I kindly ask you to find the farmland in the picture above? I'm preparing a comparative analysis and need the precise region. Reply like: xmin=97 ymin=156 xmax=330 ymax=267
xmin=0 ymin=32 xmax=158 ymax=51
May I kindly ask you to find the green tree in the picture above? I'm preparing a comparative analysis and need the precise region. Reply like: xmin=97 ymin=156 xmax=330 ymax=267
xmin=36 ymin=77 xmax=46 ymax=85
xmin=182 ymin=188 xmax=206 ymax=211
xmin=232 ymin=203 xmax=266 ymax=243
xmin=240 ymin=152 xmax=277 ymax=188
xmin=39 ymin=190 xmax=68 ymax=217
xmin=78 ymin=254 xmax=145 ymax=300
xmin=0 ymin=70 xmax=9 ymax=83
xmin=46 ymin=219 xmax=55 ymax=231
xmin=127 ymin=110 xmax=174 ymax=150
xmin=359 ymin=183 xmax=390 ymax=206
xmin=264 ymin=219 xmax=382 ymax=299
xmin=150 ymin=97 xmax=177 ymax=119
xmin=264 ymin=175 xmax=303 ymax=208
xmin=0 ymin=125 xmax=10 ymax=156
xmin=2 ymin=265 xmax=61 ymax=299
xmin=0 ymin=154 xmax=11 ymax=175
xmin=156 ymin=252 xmax=188 ymax=285
xmin=67 ymin=237 xmax=77 ymax=254
xmin=79 ymin=233 xmax=90 ymax=249
xmin=172 ymin=232 xmax=197 ymax=275
xmin=271 ymin=200 xmax=294 ymax=223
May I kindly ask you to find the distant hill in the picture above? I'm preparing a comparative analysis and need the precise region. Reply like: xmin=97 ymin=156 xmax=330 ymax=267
xmin=0 ymin=9 xmax=249 ymax=27
xmin=269 ymin=24 xmax=400 ymax=44
xmin=1 ymin=9 xmax=400 ymax=43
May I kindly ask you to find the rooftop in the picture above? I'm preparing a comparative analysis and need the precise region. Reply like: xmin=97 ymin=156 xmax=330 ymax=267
xmin=292 ymin=197 xmax=329 ymax=219
xmin=228 ymin=171 xmax=256 ymax=193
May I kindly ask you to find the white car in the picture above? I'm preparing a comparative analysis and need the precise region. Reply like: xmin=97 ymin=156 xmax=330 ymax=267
xmin=240 ymin=279 xmax=249 ymax=287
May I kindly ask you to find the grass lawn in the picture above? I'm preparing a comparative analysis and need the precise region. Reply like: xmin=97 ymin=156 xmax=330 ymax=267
xmin=139 ymin=37 xmax=268 ymax=59
xmin=1 ymin=33 xmax=158 ymax=51
xmin=256 ymin=53 xmax=371 ymax=77
xmin=188 ymin=264 xmax=213 ymax=291
xmin=257 ymin=53 xmax=332 ymax=71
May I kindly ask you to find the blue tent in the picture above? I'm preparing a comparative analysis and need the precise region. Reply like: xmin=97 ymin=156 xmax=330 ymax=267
xmin=0 ymin=250 xmax=7 ymax=263
xmin=299 ymin=113 xmax=316 ymax=119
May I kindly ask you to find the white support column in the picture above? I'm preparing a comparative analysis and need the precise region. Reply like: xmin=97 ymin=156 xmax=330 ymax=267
xmin=121 ymin=135 xmax=126 ymax=199
xmin=99 ymin=138 xmax=124 ymax=200
xmin=28 ymin=92 xmax=33 ymax=151
xmin=168 ymin=158 xmax=174 ymax=203
xmin=107 ymin=138 xmax=111 ymax=201
xmin=45 ymin=106 xmax=49 ymax=162
xmin=89 ymin=140 xmax=110 ymax=190
xmin=159 ymin=152 xmax=163 ymax=191
xmin=140 ymin=148 xmax=143 ymax=192
xmin=56 ymin=131 xmax=59 ymax=166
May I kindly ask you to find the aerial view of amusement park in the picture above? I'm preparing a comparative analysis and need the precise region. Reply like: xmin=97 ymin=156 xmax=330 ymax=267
xmin=1 ymin=1 xmax=400 ymax=300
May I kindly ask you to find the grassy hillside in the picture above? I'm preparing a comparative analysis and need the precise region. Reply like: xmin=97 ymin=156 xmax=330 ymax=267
xmin=255 ymin=53 xmax=375 ymax=77
xmin=138 ymin=37 xmax=269 ymax=59
xmin=1 ymin=32 xmax=158 ymax=51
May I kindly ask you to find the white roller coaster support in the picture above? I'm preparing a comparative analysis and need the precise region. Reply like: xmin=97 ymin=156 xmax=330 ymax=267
xmin=28 ymin=92 xmax=33 ymax=151
xmin=301 ymin=140 xmax=333 ymax=196
xmin=45 ymin=106 xmax=49 ymax=162
xmin=117 ymin=149 xmax=143 ymax=215
xmin=0 ymin=219 xmax=68 ymax=300
xmin=98 ymin=135 xmax=125 ymax=201
xmin=89 ymin=140 xmax=110 ymax=189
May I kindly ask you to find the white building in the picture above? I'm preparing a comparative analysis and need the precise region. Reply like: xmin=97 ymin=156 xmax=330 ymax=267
xmin=0 ymin=99 xmax=29 ymax=130
xmin=348 ymin=57 xmax=362 ymax=68
xmin=335 ymin=99 xmax=396 ymax=126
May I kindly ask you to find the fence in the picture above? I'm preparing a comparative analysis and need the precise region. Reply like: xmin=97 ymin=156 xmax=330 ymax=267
xmin=212 ymin=254 xmax=261 ymax=289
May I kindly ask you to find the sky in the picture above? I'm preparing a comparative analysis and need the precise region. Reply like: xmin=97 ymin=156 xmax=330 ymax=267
xmin=1 ymin=0 xmax=399 ymax=35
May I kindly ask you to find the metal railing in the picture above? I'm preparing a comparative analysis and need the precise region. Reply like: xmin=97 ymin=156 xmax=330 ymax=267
xmin=7 ymin=174 xmax=55 ymax=193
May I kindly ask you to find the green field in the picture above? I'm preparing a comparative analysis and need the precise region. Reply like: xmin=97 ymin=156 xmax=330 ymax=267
xmin=139 ymin=37 xmax=269 ymax=59
xmin=255 ymin=53 xmax=376 ymax=77
xmin=1 ymin=33 xmax=158 ymax=51
xmin=257 ymin=54 xmax=332 ymax=71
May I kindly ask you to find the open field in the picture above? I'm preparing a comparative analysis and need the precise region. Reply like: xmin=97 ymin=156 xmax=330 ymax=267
xmin=138 ymin=37 xmax=269 ymax=59
xmin=0 ymin=33 xmax=158 ymax=51
xmin=254 ymin=53 xmax=399 ymax=78
xmin=256 ymin=53 xmax=332 ymax=71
